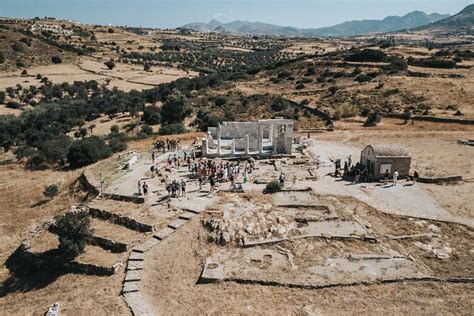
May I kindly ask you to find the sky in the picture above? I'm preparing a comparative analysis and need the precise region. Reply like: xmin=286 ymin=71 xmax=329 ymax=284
xmin=0 ymin=0 xmax=471 ymax=29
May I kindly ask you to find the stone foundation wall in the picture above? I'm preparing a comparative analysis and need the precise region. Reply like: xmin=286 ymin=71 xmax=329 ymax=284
xmin=88 ymin=208 xmax=153 ymax=233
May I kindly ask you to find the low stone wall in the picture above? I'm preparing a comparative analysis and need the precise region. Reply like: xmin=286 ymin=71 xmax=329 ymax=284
xmin=103 ymin=193 xmax=145 ymax=204
xmin=381 ymin=113 xmax=474 ymax=125
xmin=80 ymin=169 xmax=100 ymax=196
xmin=418 ymin=176 xmax=463 ymax=184
xmin=89 ymin=236 xmax=127 ymax=253
xmin=88 ymin=208 xmax=153 ymax=233
xmin=68 ymin=261 xmax=115 ymax=276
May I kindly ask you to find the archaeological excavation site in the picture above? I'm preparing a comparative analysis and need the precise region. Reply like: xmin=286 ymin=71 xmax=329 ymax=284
xmin=1 ymin=3 xmax=474 ymax=314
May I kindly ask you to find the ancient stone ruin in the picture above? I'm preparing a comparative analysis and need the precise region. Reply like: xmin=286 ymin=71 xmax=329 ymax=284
xmin=202 ymin=119 xmax=294 ymax=157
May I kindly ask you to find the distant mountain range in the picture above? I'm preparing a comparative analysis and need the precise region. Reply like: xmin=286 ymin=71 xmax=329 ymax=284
xmin=181 ymin=10 xmax=450 ymax=37
xmin=414 ymin=4 xmax=474 ymax=34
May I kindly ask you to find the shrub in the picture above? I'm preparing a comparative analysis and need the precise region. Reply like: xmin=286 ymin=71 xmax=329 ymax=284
xmin=354 ymin=74 xmax=372 ymax=83
xmin=6 ymin=101 xmax=21 ymax=109
xmin=54 ymin=212 xmax=92 ymax=260
xmin=12 ymin=41 xmax=25 ymax=52
xmin=104 ymin=59 xmax=116 ymax=70
xmin=142 ymin=106 xmax=161 ymax=125
xmin=333 ymin=104 xmax=358 ymax=120
xmin=108 ymin=28 xmax=114 ymax=33
xmin=67 ymin=136 xmax=112 ymax=168
xmin=214 ymin=96 xmax=228 ymax=107
xmin=43 ymin=184 xmax=59 ymax=199
xmin=408 ymin=57 xmax=456 ymax=69
xmin=345 ymin=49 xmax=387 ymax=62
xmin=271 ymin=96 xmax=290 ymax=112
xmin=328 ymin=86 xmax=339 ymax=95
xmin=140 ymin=124 xmax=153 ymax=136
xmin=14 ymin=145 xmax=37 ymax=159
xmin=108 ymin=137 xmax=127 ymax=153
xmin=51 ymin=55 xmax=62 ymax=64
xmin=0 ymin=91 xmax=5 ymax=104
xmin=26 ymin=154 xmax=48 ymax=170
xmin=264 ymin=180 xmax=282 ymax=194
xmin=295 ymin=83 xmax=305 ymax=90
xmin=158 ymin=123 xmax=187 ymax=135
xmin=110 ymin=124 xmax=120 ymax=134
xmin=16 ymin=60 xmax=26 ymax=68
xmin=0 ymin=51 xmax=5 ymax=64
xmin=364 ymin=112 xmax=381 ymax=126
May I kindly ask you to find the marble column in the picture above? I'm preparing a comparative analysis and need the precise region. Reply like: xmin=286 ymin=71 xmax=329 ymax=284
xmin=202 ymin=138 xmax=208 ymax=157
xmin=231 ymin=139 xmax=236 ymax=155
xmin=257 ymin=124 xmax=263 ymax=154
xmin=245 ymin=135 xmax=250 ymax=155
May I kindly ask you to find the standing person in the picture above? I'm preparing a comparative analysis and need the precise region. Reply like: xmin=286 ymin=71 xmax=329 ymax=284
xmin=413 ymin=170 xmax=419 ymax=185
xmin=209 ymin=176 xmax=216 ymax=196
xmin=181 ymin=179 xmax=187 ymax=197
xmin=347 ymin=155 xmax=352 ymax=167
xmin=150 ymin=165 xmax=155 ymax=178
xmin=229 ymin=174 xmax=235 ymax=190
xmin=137 ymin=180 xmax=142 ymax=195
xmin=198 ymin=176 xmax=203 ymax=191
xmin=142 ymin=181 xmax=148 ymax=195
xmin=151 ymin=152 xmax=155 ymax=163
xmin=384 ymin=169 xmax=389 ymax=185
xmin=279 ymin=172 xmax=285 ymax=188
xmin=393 ymin=170 xmax=399 ymax=186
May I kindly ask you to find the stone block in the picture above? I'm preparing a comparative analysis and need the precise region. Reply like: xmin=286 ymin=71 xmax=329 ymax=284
xmin=133 ymin=238 xmax=160 ymax=253
xmin=167 ymin=218 xmax=188 ymax=230
xmin=127 ymin=260 xmax=144 ymax=270
xmin=122 ymin=280 xmax=141 ymax=293
xmin=128 ymin=251 xmax=144 ymax=261
xmin=125 ymin=269 xmax=141 ymax=282
xmin=153 ymin=226 xmax=175 ymax=240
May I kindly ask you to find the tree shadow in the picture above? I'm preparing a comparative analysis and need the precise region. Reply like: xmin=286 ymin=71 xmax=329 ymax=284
xmin=0 ymin=244 xmax=112 ymax=298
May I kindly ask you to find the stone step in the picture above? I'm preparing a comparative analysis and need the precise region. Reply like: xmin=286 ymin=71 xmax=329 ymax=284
xmin=132 ymin=238 xmax=160 ymax=253
xmin=122 ymin=280 xmax=141 ymax=293
xmin=179 ymin=212 xmax=197 ymax=220
xmin=124 ymin=270 xmax=142 ymax=282
xmin=153 ymin=226 xmax=175 ymax=240
xmin=128 ymin=251 xmax=144 ymax=261
xmin=168 ymin=218 xmax=189 ymax=230
xmin=127 ymin=260 xmax=144 ymax=271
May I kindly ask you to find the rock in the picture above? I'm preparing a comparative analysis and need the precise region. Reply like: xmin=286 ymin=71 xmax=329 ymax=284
xmin=433 ymin=247 xmax=452 ymax=260
xmin=415 ymin=220 xmax=427 ymax=227
xmin=300 ymin=305 xmax=321 ymax=316
xmin=427 ymin=224 xmax=441 ymax=233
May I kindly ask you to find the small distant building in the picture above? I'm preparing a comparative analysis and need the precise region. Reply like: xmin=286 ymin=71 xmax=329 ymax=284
xmin=202 ymin=119 xmax=294 ymax=158
xmin=360 ymin=144 xmax=411 ymax=179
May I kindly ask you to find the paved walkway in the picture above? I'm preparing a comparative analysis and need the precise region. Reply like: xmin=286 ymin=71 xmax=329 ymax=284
xmin=308 ymin=140 xmax=474 ymax=228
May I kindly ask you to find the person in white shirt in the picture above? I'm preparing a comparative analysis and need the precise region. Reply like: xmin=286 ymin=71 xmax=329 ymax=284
xmin=393 ymin=170 xmax=399 ymax=186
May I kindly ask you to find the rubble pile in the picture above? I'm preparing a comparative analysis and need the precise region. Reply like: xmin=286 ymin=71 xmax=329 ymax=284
xmin=203 ymin=206 xmax=296 ymax=246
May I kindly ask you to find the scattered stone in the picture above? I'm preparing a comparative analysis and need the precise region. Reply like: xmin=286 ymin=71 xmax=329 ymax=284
xmin=300 ymin=305 xmax=321 ymax=316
